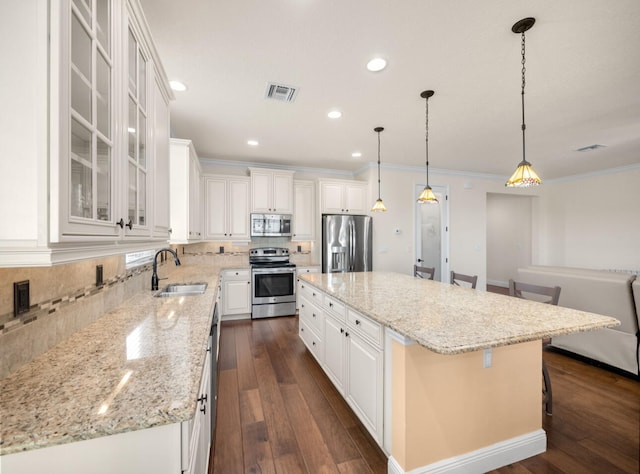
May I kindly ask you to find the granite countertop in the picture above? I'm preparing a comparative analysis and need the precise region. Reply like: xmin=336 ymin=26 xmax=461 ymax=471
xmin=299 ymin=271 xmax=620 ymax=355
xmin=0 ymin=264 xmax=220 ymax=456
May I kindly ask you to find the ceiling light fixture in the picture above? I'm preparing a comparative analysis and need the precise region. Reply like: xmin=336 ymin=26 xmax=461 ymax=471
xmin=367 ymin=57 xmax=387 ymax=72
xmin=328 ymin=110 xmax=342 ymax=119
xmin=371 ymin=127 xmax=387 ymax=212
xmin=352 ymin=152 xmax=362 ymax=158
xmin=169 ymin=80 xmax=187 ymax=92
xmin=247 ymin=140 xmax=259 ymax=146
xmin=505 ymin=17 xmax=542 ymax=188
xmin=417 ymin=90 xmax=438 ymax=204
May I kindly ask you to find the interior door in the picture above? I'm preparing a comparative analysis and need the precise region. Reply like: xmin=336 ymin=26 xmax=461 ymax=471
xmin=415 ymin=185 xmax=449 ymax=282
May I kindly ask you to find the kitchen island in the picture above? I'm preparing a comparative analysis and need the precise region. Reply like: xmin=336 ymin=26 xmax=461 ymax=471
xmin=0 ymin=263 xmax=221 ymax=474
xmin=298 ymin=271 xmax=619 ymax=474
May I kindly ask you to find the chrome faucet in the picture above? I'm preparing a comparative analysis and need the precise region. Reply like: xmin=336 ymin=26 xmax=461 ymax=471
xmin=151 ymin=248 xmax=181 ymax=290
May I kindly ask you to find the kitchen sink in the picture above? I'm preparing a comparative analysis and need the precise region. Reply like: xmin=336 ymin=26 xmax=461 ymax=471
xmin=155 ymin=282 xmax=208 ymax=297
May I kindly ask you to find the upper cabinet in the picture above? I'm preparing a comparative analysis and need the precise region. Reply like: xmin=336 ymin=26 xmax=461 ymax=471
xmin=0 ymin=0 xmax=174 ymax=266
xmin=204 ymin=176 xmax=251 ymax=241
xmin=292 ymin=180 xmax=315 ymax=241
xmin=318 ymin=179 xmax=368 ymax=215
xmin=169 ymin=139 xmax=202 ymax=243
xmin=249 ymin=168 xmax=294 ymax=214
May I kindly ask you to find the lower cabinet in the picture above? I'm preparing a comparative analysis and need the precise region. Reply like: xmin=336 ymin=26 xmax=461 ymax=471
xmin=298 ymin=281 xmax=384 ymax=445
xmin=221 ymin=269 xmax=251 ymax=318
xmin=3 ymin=347 xmax=214 ymax=474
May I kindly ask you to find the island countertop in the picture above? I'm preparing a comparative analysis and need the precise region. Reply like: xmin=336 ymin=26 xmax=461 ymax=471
xmin=0 ymin=263 xmax=221 ymax=456
xmin=299 ymin=271 xmax=620 ymax=354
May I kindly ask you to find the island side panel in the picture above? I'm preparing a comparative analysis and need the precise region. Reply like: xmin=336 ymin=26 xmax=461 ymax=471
xmin=390 ymin=340 xmax=543 ymax=471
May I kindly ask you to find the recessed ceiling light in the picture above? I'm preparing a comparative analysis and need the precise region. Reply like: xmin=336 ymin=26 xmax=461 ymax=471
xmin=366 ymin=57 xmax=387 ymax=72
xmin=352 ymin=152 xmax=362 ymax=158
xmin=169 ymin=80 xmax=187 ymax=92
xmin=127 ymin=127 xmax=136 ymax=133
xmin=328 ymin=110 xmax=342 ymax=119
xmin=247 ymin=140 xmax=259 ymax=146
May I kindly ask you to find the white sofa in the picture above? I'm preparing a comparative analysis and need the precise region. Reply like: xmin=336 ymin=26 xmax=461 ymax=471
xmin=516 ymin=266 xmax=639 ymax=377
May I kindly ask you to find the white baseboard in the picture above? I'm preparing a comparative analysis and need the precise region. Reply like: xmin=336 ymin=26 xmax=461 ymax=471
xmin=387 ymin=429 xmax=546 ymax=474
xmin=486 ymin=279 xmax=508 ymax=288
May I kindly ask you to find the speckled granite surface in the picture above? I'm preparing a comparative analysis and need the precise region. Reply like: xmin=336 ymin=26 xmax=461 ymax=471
xmin=299 ymin=272 xmax=620 ymax=354
xmin=0 ymin=264 xmax=221 ymax=456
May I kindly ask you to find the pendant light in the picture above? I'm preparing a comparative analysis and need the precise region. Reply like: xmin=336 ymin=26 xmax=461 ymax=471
xmin=417 ymin=90 xmax=438 ymax=203
xmin=506 ymin=17 xmax=542 ymax=187
xmin=371 ymin=127 xmax=387 ymax=212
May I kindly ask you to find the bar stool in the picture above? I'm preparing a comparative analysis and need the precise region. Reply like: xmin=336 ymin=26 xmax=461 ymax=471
xmin=509 ymin=279 xmax=561 ymax=415
xmin=414 ymin=265 xmax=435 ymax=280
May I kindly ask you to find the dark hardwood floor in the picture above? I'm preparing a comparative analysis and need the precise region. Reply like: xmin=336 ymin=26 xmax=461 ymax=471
xmin=210 ymin=313 xmax=640 ymax=473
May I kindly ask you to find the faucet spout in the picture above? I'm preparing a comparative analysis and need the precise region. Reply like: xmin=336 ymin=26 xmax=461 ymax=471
xmin=152 ymin=248 xmax=181 ymax=291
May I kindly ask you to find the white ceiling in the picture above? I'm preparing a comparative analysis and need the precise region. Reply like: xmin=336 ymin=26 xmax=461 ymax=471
xmin=139 ymin=0 xmax=640 ymax=180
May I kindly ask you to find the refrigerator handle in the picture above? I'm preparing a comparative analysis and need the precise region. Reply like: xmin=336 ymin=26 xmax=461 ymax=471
xmin=350 ymin=220 xmax=355 ymax=271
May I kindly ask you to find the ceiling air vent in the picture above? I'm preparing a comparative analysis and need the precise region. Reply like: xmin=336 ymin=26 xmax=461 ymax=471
xmin=576 ymin=144 xmax=607 ymax=152
xmin=265 ymin=82 xmax=299 ymax=103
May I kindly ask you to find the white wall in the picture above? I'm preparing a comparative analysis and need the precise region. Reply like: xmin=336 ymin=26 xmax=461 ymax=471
xmin=486 ymin=194 xmax=533 ymax=286
xmin=535 ymin=167 xmax=640 ymax=271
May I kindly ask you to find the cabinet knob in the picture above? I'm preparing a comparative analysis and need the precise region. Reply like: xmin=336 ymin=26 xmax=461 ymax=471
xmin=312 ymin=313 xmax=316 ymax=318
xmin=340 ymin=328 xmax=344 ymax=334
xmin=329 ymin=302 xmax=333 ymax=307
xmin=355 ymin=320 xmax=361 ymax=325
xmin=345 ymin=332 xmax=350 ymax=337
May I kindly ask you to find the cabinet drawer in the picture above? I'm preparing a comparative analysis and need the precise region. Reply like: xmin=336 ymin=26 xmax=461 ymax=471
xmin=347 ymin=309 xmax=382 ymax=348
xmin=223 ymin=269 xmax=250 ymax=280
xmin=299 ymin=296 xmax=323 ymax=335
xmin=322 ymin=294 xmax=345 ymax=321
xmin=299 ymin=319 xmax=323 ymax=362
xmin=298 ymin=281 xmax=322 ymax=304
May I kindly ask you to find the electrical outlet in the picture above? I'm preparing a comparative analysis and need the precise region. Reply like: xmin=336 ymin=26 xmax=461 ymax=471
xmin=483 ymin=348 xmax=493 ymax=368
xmin=13 ymin=280 xmax=30 ymax=317
xmin=96 ymin=265 xmax=104 ymax=287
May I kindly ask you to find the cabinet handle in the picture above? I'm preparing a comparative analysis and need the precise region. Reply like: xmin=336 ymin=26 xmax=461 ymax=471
xmin=340 ymin=328 xmax=344 ymax=334
xmin=329 ymin=302 xmax=333 ymax=308
xmin=345 ymin=332 xmax=350 ymax=337
xmin=301 ymin=304 xmax=304 ymax=308
xmin=312 ymin=341 xmax=316 ymax=346
xmin=301 ymin=327 xmax=304 ymax=332
xmin=312 ymin=313 xmax=316 ymax=318
xmin=355 ymin=320 xmax=361 ymax=325
xmin=200 ymin=404 xmax=206 ymax=415
xmin=198 ymin=394 xmax=208 ymax=403
xmin=125 ymin=219 xmax=133 ymax=230
xmin=116 ymin=218 xmax=124 ymax=229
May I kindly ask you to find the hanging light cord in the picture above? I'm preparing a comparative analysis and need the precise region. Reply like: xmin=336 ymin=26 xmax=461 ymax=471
xmin=520 ymin=30 xmax=527 ymax=163
xmin=377 ymin=130 xmax=382 ymax=200
xmin=425 ymin=96 xmax=430 ymax=186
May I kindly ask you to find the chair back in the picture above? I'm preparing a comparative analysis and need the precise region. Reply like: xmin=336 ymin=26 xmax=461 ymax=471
xmin=414 ymin=265 xmax=435 ymax=280
xmin=508 ymin=279 xmax=561 ymax=305
xmin=450 ymin=271 xmax=478 ymax=289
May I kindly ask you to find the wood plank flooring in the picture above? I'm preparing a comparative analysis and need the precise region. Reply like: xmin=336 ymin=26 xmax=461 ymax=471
xmin=210 ymin=314 xmax=640 ymax=473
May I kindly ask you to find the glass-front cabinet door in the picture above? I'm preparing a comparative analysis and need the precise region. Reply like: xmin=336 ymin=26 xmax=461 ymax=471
xmin=63 ymin=0 xmax=119 ymax=237
xmin=126 ymin=24 xmax=149 ymax=234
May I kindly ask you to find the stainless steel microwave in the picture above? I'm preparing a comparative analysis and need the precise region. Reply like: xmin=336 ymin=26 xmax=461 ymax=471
xmin=251 ymin=213 xmax=292 ymax=237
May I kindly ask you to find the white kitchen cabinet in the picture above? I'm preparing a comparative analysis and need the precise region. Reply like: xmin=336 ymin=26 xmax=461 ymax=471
xmin=204 ymin=176 xmax=251 ymax=241
xmin=249 ymin=168 xmax=295 ymax=214
xmin=297 ymin=283 xmax=384 ymax=446
xmin=221 ymin=269 xmax=251 ymax=318
xmin=169 ymin=139 xmax=202 ymax=243
xmin=318 ymin=179 xmax=368 ymax=214
xmin=0 ymin=0 xmax=173 ymax=266
xmin=151 ymin=75 xmax=171 ymax=239
xmin=296 ymin=266 xmax=320 ymax=276
xmin=182 ymin=349 xmax=212 ymax=474
xmin=292 ymin=180 xmax=315 ymax=241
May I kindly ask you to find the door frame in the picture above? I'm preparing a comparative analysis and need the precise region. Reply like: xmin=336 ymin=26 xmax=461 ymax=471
xmin=414 ymin=184 xmax=450 ymax=282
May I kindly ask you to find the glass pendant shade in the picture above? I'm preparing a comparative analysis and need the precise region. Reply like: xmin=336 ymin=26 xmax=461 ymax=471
xmin=417 ymin=185 xmax=438 ymax=203
xmin=371 ymin=198 xmax=387 ymax=212
xmin=505 ymin=159 xmax=542 ymax=187
xmin=371 ymin=126 xmax=387 ymax=212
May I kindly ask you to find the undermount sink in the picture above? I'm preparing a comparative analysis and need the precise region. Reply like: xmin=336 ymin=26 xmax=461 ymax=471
xmin=155 ymin=282 xmax=208 ymax=297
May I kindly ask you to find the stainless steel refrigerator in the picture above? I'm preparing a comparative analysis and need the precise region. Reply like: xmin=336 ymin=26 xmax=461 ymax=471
xmin=322 ymin=214 xmax=373 ymax=273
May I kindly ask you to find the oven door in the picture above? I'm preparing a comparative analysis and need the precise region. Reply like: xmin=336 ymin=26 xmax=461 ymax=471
xmin=252 ymin=267 xmax=296 ymax=305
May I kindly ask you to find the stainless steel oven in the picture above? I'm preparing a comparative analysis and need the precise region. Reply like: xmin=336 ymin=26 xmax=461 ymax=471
xmin=250 ymin=248 xmax=296 ymax=318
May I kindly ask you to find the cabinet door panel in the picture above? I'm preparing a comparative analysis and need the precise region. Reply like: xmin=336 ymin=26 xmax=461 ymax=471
xmin=250 ymin=171 xmax=272 ymax=212
xmin=227 ymin=179 xmax=250 ymax=239
xmin=222 ymin=280 xmax=251 ymax=315
xmin=205 ymin=178 xmax=228 ymax=239
xmin=272 ymin=173 xmax=293 ymax=213
xmin=323 ymin=315 xmax=345 ymax=394
xmin=320 ymin=182 xmax=344 ymax=213
xmin=346 ymin=333 xmax=382 ymax=441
